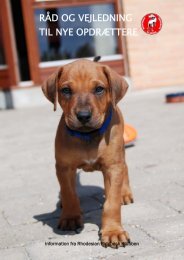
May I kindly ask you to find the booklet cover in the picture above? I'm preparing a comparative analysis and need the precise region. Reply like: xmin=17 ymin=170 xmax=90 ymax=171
xmin=0 ymin=1 xmax=184 ymax=259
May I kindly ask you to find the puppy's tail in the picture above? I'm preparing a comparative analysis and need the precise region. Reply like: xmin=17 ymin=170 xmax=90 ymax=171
xmin=93 ymin=56 xmax=101 ymax=62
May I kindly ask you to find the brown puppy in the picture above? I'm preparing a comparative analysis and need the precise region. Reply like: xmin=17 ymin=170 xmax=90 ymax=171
xmin=42 ymin=59 xmax=133 ymax=248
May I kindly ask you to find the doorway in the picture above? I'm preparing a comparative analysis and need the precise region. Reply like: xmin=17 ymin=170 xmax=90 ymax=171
xmin=10 ymin=0 xmax=30 ymax=81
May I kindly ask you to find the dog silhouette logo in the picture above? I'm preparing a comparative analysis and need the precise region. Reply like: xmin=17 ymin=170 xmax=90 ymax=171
xmin=141 ymin=13 xmax=162 ymax=35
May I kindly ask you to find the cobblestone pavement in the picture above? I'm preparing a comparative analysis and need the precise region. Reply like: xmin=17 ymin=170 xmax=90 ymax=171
xmin=0 ymin=86 xmax=184 ymax=259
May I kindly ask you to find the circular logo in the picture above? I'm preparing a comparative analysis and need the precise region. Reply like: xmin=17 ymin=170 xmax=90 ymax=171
xmin=141 ymin=13 xmax=162 ymax=34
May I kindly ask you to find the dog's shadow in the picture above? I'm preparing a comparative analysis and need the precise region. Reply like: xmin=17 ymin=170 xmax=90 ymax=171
xmin=33 ymin=171 xmax=104 ymax=235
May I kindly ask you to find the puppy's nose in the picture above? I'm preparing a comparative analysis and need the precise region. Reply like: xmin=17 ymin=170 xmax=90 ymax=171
xmin=77 ymin=110 xmax=92 ymax=124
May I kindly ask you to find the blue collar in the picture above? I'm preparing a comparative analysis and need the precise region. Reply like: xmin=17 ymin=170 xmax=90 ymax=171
xmin=66 ymin=107 xmax=113 ymax=141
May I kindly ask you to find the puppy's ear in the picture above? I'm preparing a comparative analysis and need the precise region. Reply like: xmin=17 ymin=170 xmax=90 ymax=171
xmin=103 ymin=66 xmax=128 ymax=108
xmin=42 ymin=67 xmax=63 ymax=111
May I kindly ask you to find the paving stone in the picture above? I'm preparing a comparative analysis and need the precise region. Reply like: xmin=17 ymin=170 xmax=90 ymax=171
xmin=0 ymin=248 xmax=28 ymax=260
xmin=139 ymin=215 xmax=184 ymax=243
xmin=123 ymin=201 xmax=176 ymax=225
xmin=132 ymin=182 xmax=184 ymax=213
xmin=0 ymin=213 xmax=17 ymax=249
xmin=107 ymin=240 xmax=184 ymax=260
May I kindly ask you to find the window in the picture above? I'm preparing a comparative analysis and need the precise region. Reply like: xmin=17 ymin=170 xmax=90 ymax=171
xmin=34 ymin=4 xmax=119 ymax=62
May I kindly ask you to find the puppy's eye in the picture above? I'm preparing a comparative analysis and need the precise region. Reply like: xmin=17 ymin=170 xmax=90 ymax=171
xmin=60 ymin=87 xmax=72 ymax=96
xmin=94 ymin=86 xmax=104 ymax=95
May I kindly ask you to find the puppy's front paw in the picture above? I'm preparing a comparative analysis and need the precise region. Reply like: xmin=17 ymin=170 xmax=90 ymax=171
xmin=58 ymin=215 xmax=83 ymax=231
xmin=121 ymin=186 xmax=134 ymax=205
xmin=100 ymin=228 xmax=130 ymax=248
xmin=121 ymin=193 xmax=134 ymax=205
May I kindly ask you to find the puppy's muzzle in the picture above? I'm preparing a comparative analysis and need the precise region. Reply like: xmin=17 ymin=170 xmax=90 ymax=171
xmin=76 ymin=110 xmax=92 ymax=124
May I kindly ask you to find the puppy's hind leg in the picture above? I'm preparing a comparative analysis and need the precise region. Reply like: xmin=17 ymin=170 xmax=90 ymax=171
xmin=121 ymin=163 xmax=134 ymax=205
xmin=56 ymin=164 xmax=83 ymax=231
